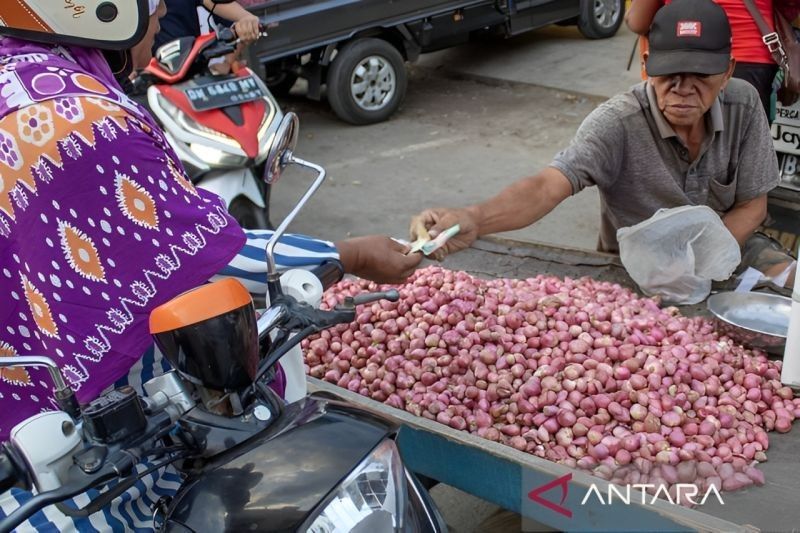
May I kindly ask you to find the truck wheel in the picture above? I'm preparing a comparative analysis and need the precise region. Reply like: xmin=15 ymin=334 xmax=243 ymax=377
xmin=577 ymin=0 xmax=624 ymax=39
xmin=326 ymin=38 xmax=407 ymax=125
xmin=229 ymin=195 xmax=271 ymax=230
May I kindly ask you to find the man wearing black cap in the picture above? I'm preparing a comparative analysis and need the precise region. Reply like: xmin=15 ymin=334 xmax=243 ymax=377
xmin=410 ymin=0 xmax=796 ymax=287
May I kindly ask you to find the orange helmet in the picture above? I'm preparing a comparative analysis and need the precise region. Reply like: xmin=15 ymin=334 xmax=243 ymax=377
xmin=0 ymin=0 xmax=151 ymax=50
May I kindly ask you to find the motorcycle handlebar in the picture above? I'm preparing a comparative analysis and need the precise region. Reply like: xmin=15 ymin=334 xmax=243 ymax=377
xmin=309 ymin=260 xmax=345 ymax=291
xmin=0 ymin=464 xmax=119 ymax=533
xmin=350 ymin=289 xmax=400 ymax=307
xmin=252 ymin=288 xmax=398 ymax=386
xmin=217 ymin=26 xmax=237 ymax=43
xmin=220 ymin=23 xmax=268 ymax=45
xmin=0 ymin=419 xmax=184 ymax=531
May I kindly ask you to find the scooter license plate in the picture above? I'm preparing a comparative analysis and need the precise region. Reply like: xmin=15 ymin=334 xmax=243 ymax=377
xmin=183 ymin=75 xmax=267 ymax=111
xmin=778 ymin=153 xmax=800 ymax=191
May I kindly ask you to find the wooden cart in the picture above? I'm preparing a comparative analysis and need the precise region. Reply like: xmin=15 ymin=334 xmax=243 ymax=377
xmin=309 ymin=237 xmax=800 ymax=532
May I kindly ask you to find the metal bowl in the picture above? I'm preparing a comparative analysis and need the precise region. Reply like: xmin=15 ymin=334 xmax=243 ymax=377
xmin=706 ymin=291 xmax=792 ymax=352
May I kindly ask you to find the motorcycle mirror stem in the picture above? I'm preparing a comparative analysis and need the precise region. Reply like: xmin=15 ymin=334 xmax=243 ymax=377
xmin=0 ymin=356 xmax=80 ymax=419
xmin=261 ymin=112 xmax=322 ymax=302
xmin=264 ymin=153 xmax=327 ymax=301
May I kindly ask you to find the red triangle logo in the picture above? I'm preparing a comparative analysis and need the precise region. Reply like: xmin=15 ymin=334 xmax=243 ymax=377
xmin=527 ymin=473 xmax=573 ymax=518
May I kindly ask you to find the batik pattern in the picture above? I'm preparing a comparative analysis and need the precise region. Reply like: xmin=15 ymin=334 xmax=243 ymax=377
xmin=0 ymin=42 xmax=246 ymax=437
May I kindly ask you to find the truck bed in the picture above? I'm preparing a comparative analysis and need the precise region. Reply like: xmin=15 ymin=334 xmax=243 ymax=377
xmin=247 ymin=0 xmax=500 ymax=63
xmin=308 ymin=237 xmax=800 ymax=532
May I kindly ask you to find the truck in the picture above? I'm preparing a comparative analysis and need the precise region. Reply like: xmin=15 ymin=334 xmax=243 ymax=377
xmin=241 ymin=0 xmax=625 ymax=124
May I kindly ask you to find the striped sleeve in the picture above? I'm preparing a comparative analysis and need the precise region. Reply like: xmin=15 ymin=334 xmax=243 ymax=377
xmin=211 ymin=230 xmax=339 ymax=293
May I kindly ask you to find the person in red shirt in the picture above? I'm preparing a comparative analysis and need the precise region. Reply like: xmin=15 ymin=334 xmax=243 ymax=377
xmin=627 ymin=0 xmax=777 ymax=117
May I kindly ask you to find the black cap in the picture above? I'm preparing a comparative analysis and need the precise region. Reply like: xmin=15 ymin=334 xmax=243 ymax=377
xmin=646 ymin=0 xmax=732 ymax=77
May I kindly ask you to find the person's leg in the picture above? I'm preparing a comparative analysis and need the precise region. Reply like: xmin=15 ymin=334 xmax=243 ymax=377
xmin=740 ymin=233 xmax=797 ymax=288
xmin=732 ymin=62 xmax=779 ymax=121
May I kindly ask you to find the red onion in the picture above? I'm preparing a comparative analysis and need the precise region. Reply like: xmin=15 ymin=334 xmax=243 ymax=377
xmin=630 ymin=403 xmax=647 ymax=420
xmin=305 ymin=266 xmax=798 ymax=494
xmin=723 ymin=473 xmax=753 ymax=492
xmin=556 ymin=427 xmax=574 ymax=447
xmin=590 ymin=443 xmax=610 ymax=460
xmin=744 ymin=466 xmax=765 ymax=486
xmin=699 ymin=420 xmax=716 ymax=436
xmin=557 ymin=410 xmax=577 ymax=427
xmin=572 ymin=422 xmax=589 ymax=438
xmin=662 ymin=411 xmax=683 ymax=428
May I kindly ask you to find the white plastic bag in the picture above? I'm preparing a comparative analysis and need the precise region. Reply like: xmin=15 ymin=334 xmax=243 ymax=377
xmin=617 ymin=206 xmax=741 ymax=304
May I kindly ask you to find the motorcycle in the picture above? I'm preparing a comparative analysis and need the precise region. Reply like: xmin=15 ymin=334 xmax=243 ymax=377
xmin=133 ymin=24 xmax=279 ymax=229
xmin=0 ymin=114 xmax=446 ymax=532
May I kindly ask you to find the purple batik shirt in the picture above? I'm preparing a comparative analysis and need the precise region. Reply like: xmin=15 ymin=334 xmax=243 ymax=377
xmin=0 ymin=40 xmax=246 ymax=437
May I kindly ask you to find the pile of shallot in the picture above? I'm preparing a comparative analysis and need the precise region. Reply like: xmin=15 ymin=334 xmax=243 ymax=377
xmin=302 ymin=266 xmax=799 ymax=504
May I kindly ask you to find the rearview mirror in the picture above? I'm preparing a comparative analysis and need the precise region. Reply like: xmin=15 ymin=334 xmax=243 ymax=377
xmin=264 ymin=112 xmax=299 ymax=185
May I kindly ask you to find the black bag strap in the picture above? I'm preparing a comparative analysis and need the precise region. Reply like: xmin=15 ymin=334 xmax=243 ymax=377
xmin=742 ymin=0 xmax=773 ymax=35
xmin=742 ymin=0 xmax=788 ymax=65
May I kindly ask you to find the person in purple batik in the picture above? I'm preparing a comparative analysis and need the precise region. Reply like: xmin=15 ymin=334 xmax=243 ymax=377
xmin=0 ymin=0 xmax=420 ymax=529
xmin=0 ymin=0 xmax=421 ymax=438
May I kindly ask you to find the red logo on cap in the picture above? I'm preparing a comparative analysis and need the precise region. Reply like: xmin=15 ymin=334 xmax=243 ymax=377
xmin=677 ymin=20 xmax=702 ymax=37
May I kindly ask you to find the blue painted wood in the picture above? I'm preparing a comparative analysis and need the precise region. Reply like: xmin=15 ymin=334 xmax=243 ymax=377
xmin=398 ymin=426 xmax=521 ymax=513
xmin=397 ymin=426 xmax=728 ymax=532
xmin=310 ymin=378 xmax=751 ymax=533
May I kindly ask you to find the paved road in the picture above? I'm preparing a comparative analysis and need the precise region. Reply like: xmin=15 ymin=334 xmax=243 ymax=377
xmin=270 ymin=26 xmax=643 ymax=254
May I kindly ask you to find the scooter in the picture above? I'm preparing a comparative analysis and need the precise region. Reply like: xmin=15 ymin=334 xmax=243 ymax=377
xmin=0 ymin=114 xmax=446 ymax=532
xmin=133 ymin=25 xmax=279 ymax=229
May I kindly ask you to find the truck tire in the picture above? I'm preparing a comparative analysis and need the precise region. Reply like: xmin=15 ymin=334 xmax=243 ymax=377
xmin=326 ymin=38 xmax=407 ymax=125
xmin=577 ymin=0 xmax=624 ymax=39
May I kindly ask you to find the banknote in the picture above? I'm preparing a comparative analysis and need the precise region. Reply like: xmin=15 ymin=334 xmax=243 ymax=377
xmin=406 ymin=224 xmax=460 ymax=256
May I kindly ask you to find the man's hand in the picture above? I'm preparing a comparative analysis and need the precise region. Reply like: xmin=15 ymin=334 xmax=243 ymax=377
xmin=722 ymin=196 xmax=768 ymax=246
xmin=336 ymin=236 xmax=422 ymax=284
xmin=203 ymin=0 xmax=261 ymax=44
xmin=232 ymin=13 xmax=260 ymax=44
xmin=409 ymin=207 xmax=480 ymax=261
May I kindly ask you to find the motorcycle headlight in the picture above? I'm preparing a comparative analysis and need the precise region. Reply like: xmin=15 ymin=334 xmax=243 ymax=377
xmin=157 ymin=94 xmax=247 ymax=168
xmin=155 ymin=94 xmax=240 ymax=149
xmin=305 ymin=439 xmax=408 ymax=532
xmin=187 ymin=142 xmax=249 ymax=168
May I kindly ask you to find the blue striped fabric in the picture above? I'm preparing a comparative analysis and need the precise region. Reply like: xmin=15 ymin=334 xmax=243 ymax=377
xmin=212 ymin=229 xmax=338 ymax=293
xmin=0 ymin=464 xmax=182 ymax=532
xmin=0 ymin=230 xmax=335 ymax=531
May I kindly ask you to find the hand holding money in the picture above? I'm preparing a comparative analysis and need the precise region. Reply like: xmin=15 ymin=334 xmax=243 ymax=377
xmin=408 ymin=224 xmax=461 ymax=255
xmin=409 ymin=207 xmax=481 ymax=261
xmin=336 ymin=235 xmax=422 ymax=284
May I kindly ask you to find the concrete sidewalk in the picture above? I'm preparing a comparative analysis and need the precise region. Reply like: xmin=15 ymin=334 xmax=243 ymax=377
xmin=418 ymin=25 xmax=643 ymax=99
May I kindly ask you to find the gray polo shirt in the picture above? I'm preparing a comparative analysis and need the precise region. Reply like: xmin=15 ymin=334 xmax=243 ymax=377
xmin=550 ymin=78 xmax=779 ymax=253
